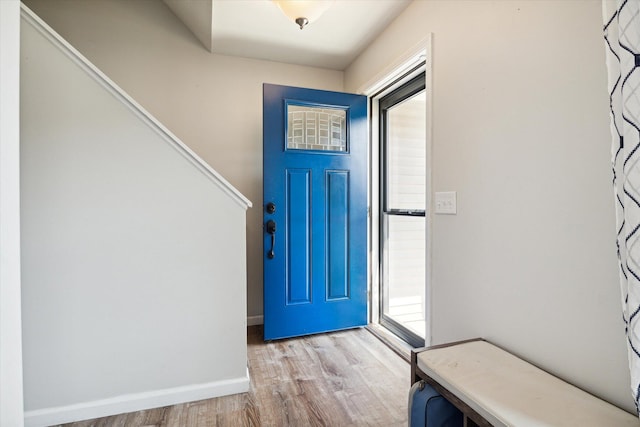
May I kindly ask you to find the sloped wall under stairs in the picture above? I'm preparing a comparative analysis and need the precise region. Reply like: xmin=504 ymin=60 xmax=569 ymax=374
xmin=20 ymin=7 xmax=251 ymax=426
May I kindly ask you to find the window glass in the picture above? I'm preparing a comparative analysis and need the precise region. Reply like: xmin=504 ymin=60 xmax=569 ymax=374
xmin=287 ymin=105 xmax=346 ymax=151
xmin=386 ymin=92 xmax=426 ymax=211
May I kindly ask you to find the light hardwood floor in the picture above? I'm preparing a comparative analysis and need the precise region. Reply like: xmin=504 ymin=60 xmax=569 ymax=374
xmin=54 ymin=326 xmax=410 ymax=427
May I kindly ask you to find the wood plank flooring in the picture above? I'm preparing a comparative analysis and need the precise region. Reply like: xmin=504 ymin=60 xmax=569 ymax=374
xmin=54 ymin=326 xmax=410 ymax=427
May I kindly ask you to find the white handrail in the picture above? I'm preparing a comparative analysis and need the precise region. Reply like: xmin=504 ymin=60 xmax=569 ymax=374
xmin=20 ymin=3 xmax=252 ymax=210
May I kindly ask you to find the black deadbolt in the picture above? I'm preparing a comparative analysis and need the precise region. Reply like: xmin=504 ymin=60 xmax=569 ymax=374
xmin=266 ymin=202 xmax=276 ymax=214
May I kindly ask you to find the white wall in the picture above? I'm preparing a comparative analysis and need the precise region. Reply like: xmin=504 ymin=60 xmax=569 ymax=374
xmin=0 ymin=1 xmax=25 ymax=426
xmin=23 ymin=0 xmax=345 ymax=321
xmin=347 ymin=0 xmax=632 ymax=413
xmin=20 ymin=9 xmax=249 ymax=425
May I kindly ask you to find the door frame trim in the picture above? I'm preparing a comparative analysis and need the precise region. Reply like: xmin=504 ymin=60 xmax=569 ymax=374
xmin=362 ymin=34 xmax=433 ymax=347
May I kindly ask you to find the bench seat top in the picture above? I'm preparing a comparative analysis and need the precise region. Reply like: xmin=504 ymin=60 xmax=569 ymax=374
xmin=417 ymin=340 xmax=639 ymax=427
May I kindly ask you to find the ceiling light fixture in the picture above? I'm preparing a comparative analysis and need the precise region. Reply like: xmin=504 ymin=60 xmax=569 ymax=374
xmin=273 ymin=0 xmax=334 ymax=30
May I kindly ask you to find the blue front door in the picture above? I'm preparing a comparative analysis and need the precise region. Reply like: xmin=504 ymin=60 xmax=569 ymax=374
xmin=263 ymin=84 xmax=367 ymax=340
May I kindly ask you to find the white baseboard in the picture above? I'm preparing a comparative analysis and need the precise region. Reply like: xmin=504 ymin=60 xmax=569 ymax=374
xmin=247 ymin=315 xmax=264 ymax=326
xmin=24 ymin=372 xmax=250 ymax=427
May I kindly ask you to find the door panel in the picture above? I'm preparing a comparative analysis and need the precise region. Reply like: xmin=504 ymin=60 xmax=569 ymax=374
xmin=326 ymin=170 xmax=349 ymax=300
xmin=263 ymin=84 xmax=367 ymax=340
xmin=287 ymin=169 xmax=311 ymax=305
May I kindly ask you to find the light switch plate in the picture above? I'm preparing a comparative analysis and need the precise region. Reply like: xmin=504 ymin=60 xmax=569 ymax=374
xmin=435 ymin=191 xmax=457 ymax=214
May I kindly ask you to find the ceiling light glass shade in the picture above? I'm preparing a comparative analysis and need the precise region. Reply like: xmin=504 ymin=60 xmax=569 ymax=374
xmin=273 ymin=0 xmax=334 ymax=29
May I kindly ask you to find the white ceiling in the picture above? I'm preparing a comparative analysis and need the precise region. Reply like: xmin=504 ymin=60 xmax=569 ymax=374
xmin=164 ymin=0 xmax=411 ymax=71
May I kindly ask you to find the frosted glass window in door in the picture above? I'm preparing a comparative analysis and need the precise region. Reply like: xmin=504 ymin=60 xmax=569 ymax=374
xmin=287 ymin=105 xmax=346 ymax=151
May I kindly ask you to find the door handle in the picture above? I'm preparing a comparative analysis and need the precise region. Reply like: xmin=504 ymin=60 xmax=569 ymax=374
xmin=266 ymin=220 xmax=276 ymax=259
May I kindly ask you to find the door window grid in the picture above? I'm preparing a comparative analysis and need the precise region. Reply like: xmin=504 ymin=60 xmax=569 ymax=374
xmin=287 ymin=105 xmax=346 ymax=151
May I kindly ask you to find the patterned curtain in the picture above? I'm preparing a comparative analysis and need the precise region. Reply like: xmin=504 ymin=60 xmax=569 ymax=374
xmin=604 ymin=0 xmax=640 ymax=415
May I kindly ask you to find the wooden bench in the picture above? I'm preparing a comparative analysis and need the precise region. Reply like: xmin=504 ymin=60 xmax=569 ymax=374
xmin=411 ymin=339 xmax=639 ymax=427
